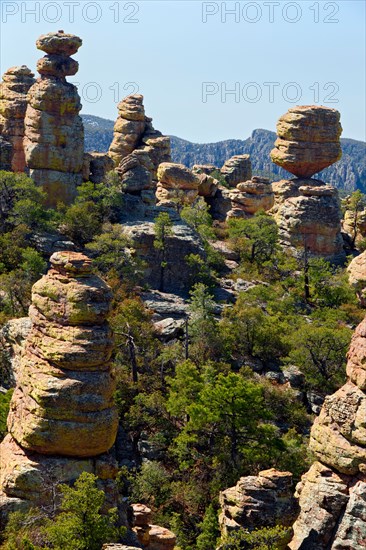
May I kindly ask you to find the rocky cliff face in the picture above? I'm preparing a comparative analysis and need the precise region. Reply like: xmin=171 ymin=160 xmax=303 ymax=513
xmin=0 ymin=66 xmax=35 ymax=172
xmin=270 ymin=106 xmax=342 ymax=178
xmin=0 ymin=252 xmax=120 ymax=520
xmin=289 ymin=317 xmax=366 ymax=549
xmin=24 ymin=32 xmax=84 ymax=206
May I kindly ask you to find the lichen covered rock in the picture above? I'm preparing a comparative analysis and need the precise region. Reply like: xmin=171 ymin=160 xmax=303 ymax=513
xmin=6 ymin=251 xmax=118 ymax=457
xmin=156 ymin=162 xmax=200 ymax=206
xmin=0 ymin=66 xmax=35 ymax=172
xmin=227 ymin=176 xmax=274 ymax=218
xmin=290 ymin=316 xmax=366 ymax=549
xmin=271 ymin=178 xmax=344 ymax=260
xmin=24 ymin=32 xmax=84 ymax=206
xmin=271 ymin=105 xmax=342 ymax=178
xmin=219 ymin=469 xmax=298 ymax=536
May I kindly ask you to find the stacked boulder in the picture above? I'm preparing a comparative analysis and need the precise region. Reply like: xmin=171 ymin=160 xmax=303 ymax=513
xmin=270 ymin=105 xmax=342 ymax=178
xmin=270 ymin=106 xmax=344 ymax=260
xmin=0 ymin=66 xmax=35 ymax=172
xmin=289 ymin=316 xmax=366 ymax=549
xmin=131 ymin=504 xmax=176 ymax=550
xmin=156 ymin=162 xmax=200 ymax=206
xmin=0 ymin=252 xmax=120 ymax=517
xmin=227 ymin=176 xmax=274 ymax=219
xmin=109 ymin=94 xmax=171 ymax=195
xmin=220 ymin=154 xmax=252 ymax=187
xmin=219 ymin=469 xmax=298 ymax=536
xmin=24 ymin=31 xmax=84 ymax=207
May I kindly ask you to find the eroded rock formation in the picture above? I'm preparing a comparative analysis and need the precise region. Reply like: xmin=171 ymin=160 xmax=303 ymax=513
xmin=24 ymin=31 xmax=84 ymax=206
xmin=83 ymin=152 xmax=114 ymax=184
xmin=219 ymin=469 xmax=298 ymax=537
xmin=109 ymin=94 xmax=171 ymax=195
xmin=131 ymin=503 xmax=176 ymax=550
xmin=156 ymin=162 xmax=200 ymax=206
xmin=220 ymin=154 xmax=252 ymax=187
xmin=0 ymin=66 xmax=35 ymax=172
xmin=270 ymin=106 xmax=342 ymax=178
xmin=271 ymin=179 xmax=344 ymax=260
xmin=348 ymin=252 xmax=366 ymax=307
xmin=289 ymin=317 xmax=366 ymax=549
xmin=0 ymin=252 xmax=120 ymax=519
xmin=227 ymin=176 xmax=274 ymax=218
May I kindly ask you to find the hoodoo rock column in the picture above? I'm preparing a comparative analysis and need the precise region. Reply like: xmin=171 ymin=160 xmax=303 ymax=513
xmin=24 ymin=31 xmax=84 ymax=207
xmin=0 ymin=252 xmax=120 ymax=519
xmin=0 ymin=66 xmax=35 ymax=172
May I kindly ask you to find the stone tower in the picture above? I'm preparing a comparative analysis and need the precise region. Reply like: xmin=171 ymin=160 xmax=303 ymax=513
xmin=24 ymin=31 xmax=84 ymax=207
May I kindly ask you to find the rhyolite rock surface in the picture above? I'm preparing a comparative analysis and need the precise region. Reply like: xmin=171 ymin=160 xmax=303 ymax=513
xmin=83 ymin=151 xmax=114 ymax=184
xmin=131 ymin=503 xmax=176 ymax=550
xmin=0 ymin=252 xmax=123 ymax=522
xmin=0 ymin=66 xmax=35 ymax=172
xmin=24 ymin=31 xmax=84 ymax=206
xmin=227 ymin=176 xmax=274 ymax=219
xmin=219 ymin=469 xmax=298 ymax=537
xmin=156 ymin=162 xmax=200 ymax=206
xmin=271 ymin=178 xmax=344 ymax=260
xmin=289 ymin=316 xmax=366 ymax=549
xmin=109 ymin=94 xmax=170 ymax=195
xmin=348 ymin=252 xmax=366 ymax=308
xmin=271 ymin=105 xmax=342 ymax=178
xmin=220 ymin=154 xmax=252 ymax=187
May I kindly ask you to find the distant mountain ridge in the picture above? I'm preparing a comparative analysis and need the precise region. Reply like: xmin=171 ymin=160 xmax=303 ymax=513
xmin=82 ymin=115 xmax=366 ymax=193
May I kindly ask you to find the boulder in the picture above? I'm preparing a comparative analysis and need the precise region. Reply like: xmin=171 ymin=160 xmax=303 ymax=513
xmin=227 ymin=176 xmax=274 ymax=218
xmin=220 ymin=154 xmax=252 ymax=187
xmin=219 ymin=469 xmax=298 ymax=536
xmin=270 ymin=105 xmax=342 ymax=178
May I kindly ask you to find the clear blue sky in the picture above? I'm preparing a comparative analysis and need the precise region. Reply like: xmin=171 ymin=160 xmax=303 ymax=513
xmin=1 ymin=0 xmax=365 ymax=142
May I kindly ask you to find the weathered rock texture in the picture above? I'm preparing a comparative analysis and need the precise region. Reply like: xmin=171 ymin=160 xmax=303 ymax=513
xmin=156 ymin=162 xmax=200 ymax=206
xmin=0 ymin=66 xmax=35 ymax=172
xmin=122 ymin=219 xmax=205 ymax=294
xmin=289 ymin=317 xmax=366 ymax=549
xmin=219 ymin=469 xmax=298 ymax=537
xmin=109 ymin=94 xmax=171 ymax=195
xmin=192 ymin=164 xmax=219 ymax=197
xmin=0 ymin=135 xmax=12 ymax=170
xmin=271 ymin=106 xmax=342 ymax=178
xmin=343 ymin=208 xmax=366 ymax=246
xmin=83 ymin=152 xmax=114 ymax=184
xmin=24 ymin=32 xmax=84 ymax=206
xmin=227 ymin=176 xmax=274 ymax=219
xmin=271 ymin=178 xmax=344 ymax=260
xmin=0 ymin=317 xmax=32 ymax=387
xmin=220 ymin=154 xmax=252 ymax=187
xmin=0 ymin=252 xmax=120 ymax=520
xmin=131 ymin=503 xmax=176 ymax=550
xmin=348 ymin=252 xmax=366 ymax=308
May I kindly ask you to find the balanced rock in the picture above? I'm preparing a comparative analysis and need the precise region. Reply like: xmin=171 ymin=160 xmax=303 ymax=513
xmin=270 ymin=105 xmax=342 ymax=178
xmin=0 ymin=66 xmax=35 ymax=172
xmin=220 ymin=154 xmax=252 ymax=187
xmin=271 ymin=179 xmax=344 ymax=260
xmin=24 ymin=32 xmax=84 ymax=206
xmin=289 ymin=316 xmax=366 ymax=549
xmin=6 ymin=251 xmax=118 ymax=457
xmin=219 ymin=469 xmax=298 ymax=536
xmin=227 ymin=176 xmax=274 ymax=219
xmin=156 ymin=162 xmax=200 ymax=206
